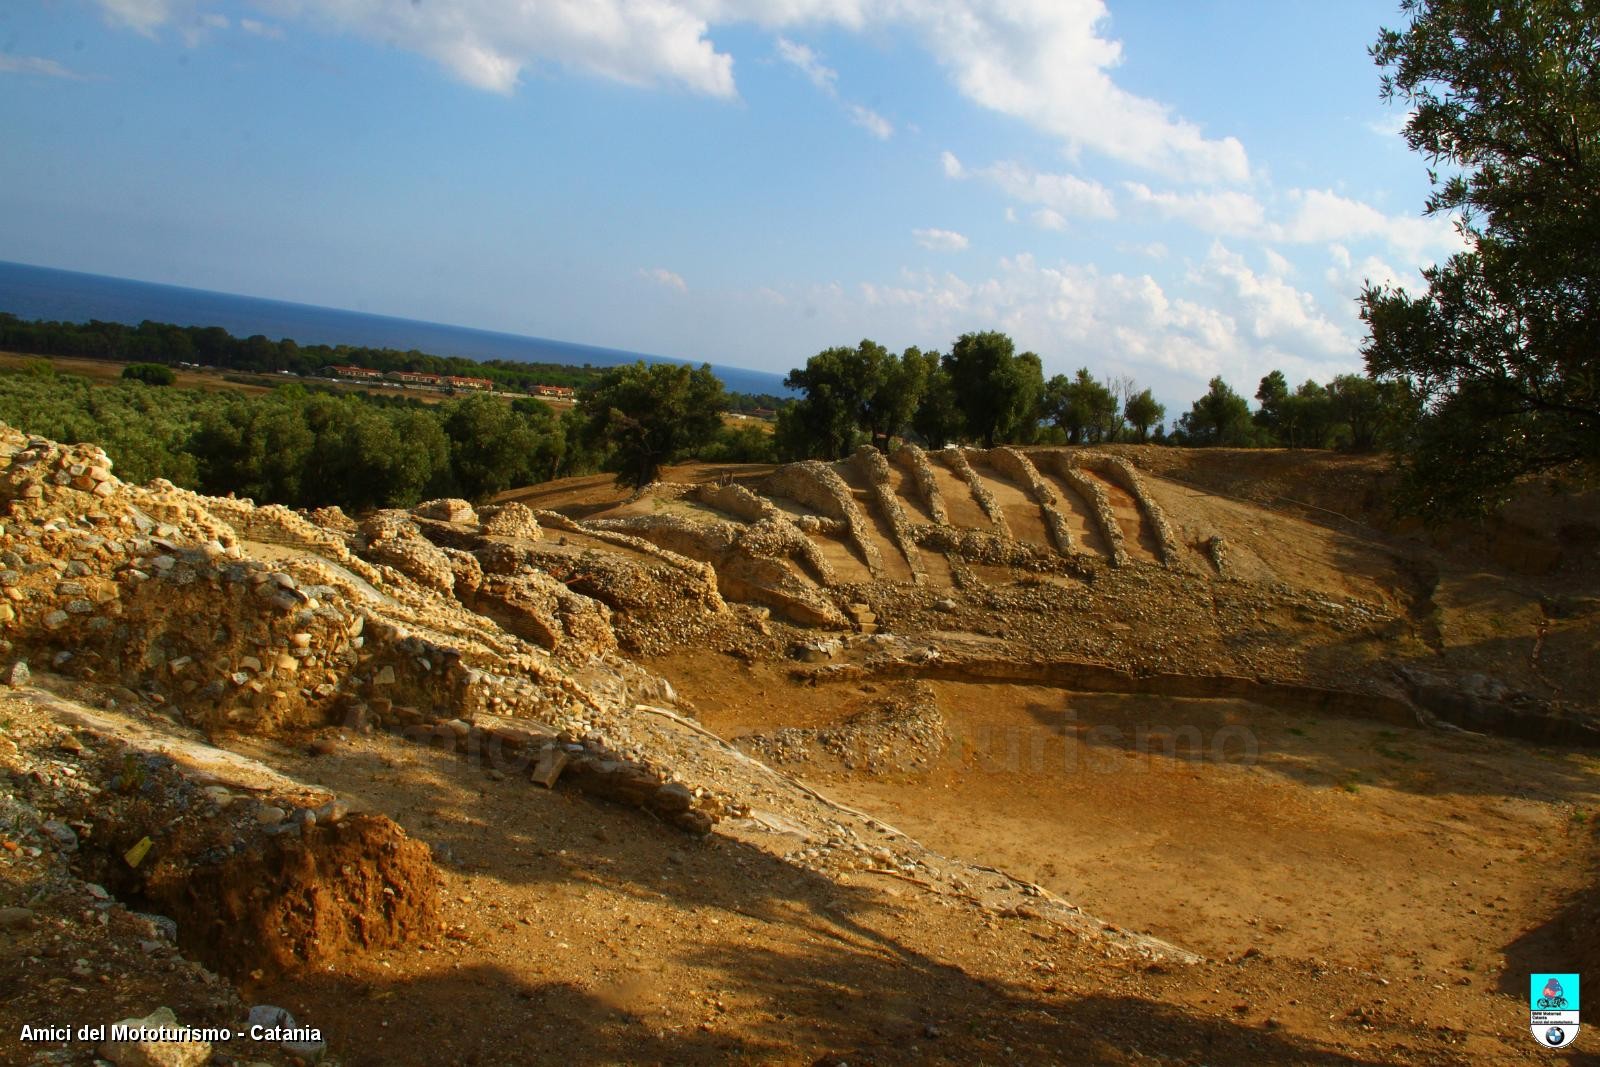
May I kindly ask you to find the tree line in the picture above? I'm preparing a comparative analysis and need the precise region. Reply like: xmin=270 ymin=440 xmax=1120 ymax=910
xmin=773 ymin=332 xmax=1415 ymax=460
xmin=0 ymin=312 xmax=788 ymax=414
xmin=0 ymin=358 xmax=776 ymax=508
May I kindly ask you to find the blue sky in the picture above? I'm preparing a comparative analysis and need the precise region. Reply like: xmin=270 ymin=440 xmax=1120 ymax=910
xmin=0 ymin=1 xmax=1458 ymax=412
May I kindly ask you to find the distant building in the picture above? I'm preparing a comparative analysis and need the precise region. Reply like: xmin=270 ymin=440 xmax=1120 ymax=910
xmin=325 ymin=364 xmax=384 ymax=380
xmin=751 ymin=407 xmax=778 ymax=419
xmin=385 ymin=370 xmax=442 ymax=386
xmin=443 ymin=375 xmax=494 ymax=391
xmin=532 ymin=384 xmax=576 ymax=400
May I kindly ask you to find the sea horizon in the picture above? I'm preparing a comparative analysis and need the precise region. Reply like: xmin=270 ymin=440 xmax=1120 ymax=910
xmin=0 ymin=259 xmax=793 ymax=398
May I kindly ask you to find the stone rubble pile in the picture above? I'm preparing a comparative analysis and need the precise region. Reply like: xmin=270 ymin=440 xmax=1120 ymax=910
xmin=0 ymin=423 xmax=728 ymax=834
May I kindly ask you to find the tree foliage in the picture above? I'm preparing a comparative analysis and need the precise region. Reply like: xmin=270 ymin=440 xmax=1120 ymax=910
xmin=121 ymin=362 xmax=175 ymax=386
xmin=1177 ymin=377 xmax=1255 ymax=446
xmin=0 ymin=368 xmax=571 ymax=509
xmin=943 ymin=332 xmax=1044 ymax=447
xmin=577 ymin=361 xmax=727 ymax=487
xmin=1044 ymin=368 xmax=1119 ymax=443
xmin=1361 ymin=0 xmax=1600 ymax=515
xmin=1123 ymin=389 xmax=1166 ymax=442
xmin=777 ymin=341 xmax=934 ymax=460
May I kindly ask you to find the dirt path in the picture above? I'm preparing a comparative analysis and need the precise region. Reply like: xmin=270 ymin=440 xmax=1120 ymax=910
xmin=639 ymin=653 xmax=1600 ymax=1065
xmin=833 ymin=683 xmax=1600 ymax=968
xmin=214 ymin=732 xmax=1268 ymax=1065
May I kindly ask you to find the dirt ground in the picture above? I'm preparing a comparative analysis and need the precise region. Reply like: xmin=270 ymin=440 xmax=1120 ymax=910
xmin=5 ymin=440 xmax=1597 ymax=1067
xmin=659 ymin=658 xmax=1599 ymax=957
xmin=222 ymin=720 xmax=1596 ymax=1066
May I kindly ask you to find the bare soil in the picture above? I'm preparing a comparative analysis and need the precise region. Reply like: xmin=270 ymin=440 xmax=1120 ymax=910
xmin=5 ymin=438 xmax=1597 ymax=1067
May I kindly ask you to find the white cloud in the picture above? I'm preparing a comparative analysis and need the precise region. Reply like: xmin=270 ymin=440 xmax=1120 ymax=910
xmin=1197 ymin=242 xmax=1351 ymax=359
xmin=1124 ymin=181 xmax=1265 ymax=236
xmin=775 ymin=36 xmax=835 ymax=92
xmin=640 ymin=267 xmax=688 ymax=292
xmin=899 ymin=0 xmax=1249 ymax=182
xmin=1030 ymin=208 xmax=1066 ymax=231
xmin=1366 ymin=109 xmax=1411 ymax=138
xmin=0 ymin=54 xmax=88 ymax=79
xmin=231 ymin=0 xmax=736 ymax=96
xmin=103 ymin=2 xmax=1239 ymax=178
xmin=1273 ymin=188 xmax=1462 ymax=264
xmin=1124 ymin=180 xmax=1464 ymax=266
xmin=1120 ymin=241 xmax=1168 ymax=260
xmin=1324 ymin=243 xmax=1408 ymax=314
xmin=949 ymin=156 xmax=1116 ymax=223
xmin=847 ymin=103 xmax=893 ymax=140
xmin=240 ymin=18 xmax=286 ymax=40
xmin=913 ymin=227 xmax=969 ymax=251
xmin=1262 ymin=248 xmax=1294 ymax=278
xmin=776 ymin=36 xmax=893 ymax=138
xmin=96 ymin=0 xmax=175 ymax=36
xmin=180 ymin=11 xmax=230 ymax=47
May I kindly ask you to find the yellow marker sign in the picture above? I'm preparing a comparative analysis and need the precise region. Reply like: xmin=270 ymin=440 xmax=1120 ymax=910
xmin=123 ymin=836 xmax=153 ymax=868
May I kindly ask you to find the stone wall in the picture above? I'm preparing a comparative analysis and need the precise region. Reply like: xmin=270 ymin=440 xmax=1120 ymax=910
xmin=890 ymin=443 xmax=950 ymax=524
xmin=1077 ymin=452 xmax=1183 ymax=567
xmin=942 ymin=449 xmax=1011 ymax=537
xmin=1034 ymin=450 xmax=1129 ymax=566
xmin=762 ymin=461 xmax=885 ymax=578
xmin=985 ymin=447 xmax=1077 ymax=555
xmin=849 ymin=446 xmax=925 ymax=583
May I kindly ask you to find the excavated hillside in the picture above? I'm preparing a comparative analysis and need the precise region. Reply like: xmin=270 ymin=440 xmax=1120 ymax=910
xmin=2 ymin=425 xmax=1597 ymax=1066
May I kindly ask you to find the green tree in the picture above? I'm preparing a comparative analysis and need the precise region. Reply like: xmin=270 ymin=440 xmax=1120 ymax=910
xmin=778 ymin=340 xmax=929 ymax=459
xmin=122 ymin=362 xmax=175 ymax=386
xmin=577 ymin=361 xmax=727 ymax=487
xmin=779 ymin=341 xmax=884 ymax=460
xmin=444 ymin=393 xmax=564 ymax=500
xmin=1123 ymin=388 xmax=1166 ymax=443
xmin=702 ymin=422 xmax=778 ymax=463
xmin=1254 ymin=370 xmax=1291 ymax=444
xmin=868 ymin=346 xmax=933 ymax=446
xmin=1327 ymin=373 xmax=1417 ymax=452
xmin=1256 ymin=372 xmax=1336 ymax=448
xmin=909 ymin=352 xmax=963 ymax=448
xmin=190 ymin=396 xmax=315 ymax=503
xmin=1177 ymin=377 xmax=1255 ymax=446
xmin=943 ymin=331 xmax=1042 ymax=446
xmin=1045 ymin=368 xmax=1119 ymax=444
xmin=1361 ymin=0 xmax=1600 ymax=515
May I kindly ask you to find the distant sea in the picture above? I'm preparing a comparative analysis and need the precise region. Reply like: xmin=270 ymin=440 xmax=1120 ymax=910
xmin=0 ymin=260 xmax=793 ymax=398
